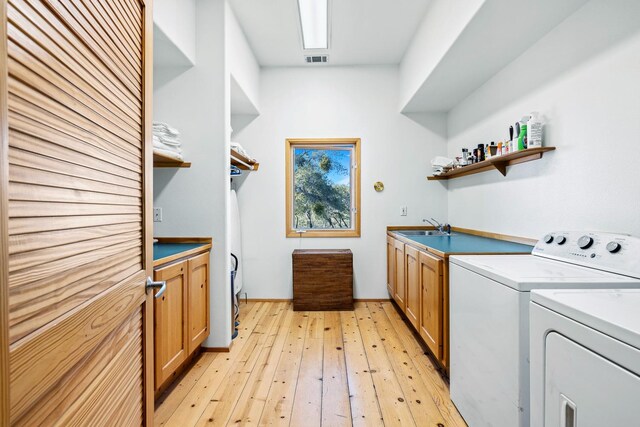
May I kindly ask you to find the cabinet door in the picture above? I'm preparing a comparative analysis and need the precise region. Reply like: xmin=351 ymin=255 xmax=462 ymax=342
xmin=386 ymin=236 xmax=396 ymax=297
xmin=154 ymin=261 xmax=188 ymax=388
xmin=393 ymin=239 xmax=406 ymax=310
xmin=404 ymin=246 xmax=420 ymax=329
xmin=187 ymin=252 xmax=210 ymax=354
xmin=419 ymin=251 xmax=443 ymax=359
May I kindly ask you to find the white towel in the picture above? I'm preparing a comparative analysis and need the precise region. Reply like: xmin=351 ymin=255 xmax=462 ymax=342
xmin=153 ymin=147 xmax=184 ymax=161
xmin=153 ymin=122 xmax=180 ymax=137
xmin=153 ymin=136 xmax=182 ymax=154
xmin=230 ymin=142 xmax=255 ymax=162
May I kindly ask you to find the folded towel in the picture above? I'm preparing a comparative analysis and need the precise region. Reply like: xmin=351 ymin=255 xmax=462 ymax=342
xmin=153 ymin=136 xmax=182 ymax=154
xmin=153 ymin=122 xmax=180 ymax=137
xmin=153 ymin=147 xmax=184 ymax=162
xmin=430 ymin=156 xmax=455 ymax=168
xmin=230 ymin=142 xmax=255 ymax=162
xmin=154 ymin=133 xmax=181 ymax=147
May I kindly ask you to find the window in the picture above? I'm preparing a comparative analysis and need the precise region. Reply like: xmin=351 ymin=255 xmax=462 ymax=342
xmin=286 ymin=138 xmax=361 ymax=237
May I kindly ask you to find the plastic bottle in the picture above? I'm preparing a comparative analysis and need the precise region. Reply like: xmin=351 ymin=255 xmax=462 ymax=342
xmin=517 ymin=116 xmax=529 ymax=151
xmin=527 ymin=112 xmax=543 ymax=148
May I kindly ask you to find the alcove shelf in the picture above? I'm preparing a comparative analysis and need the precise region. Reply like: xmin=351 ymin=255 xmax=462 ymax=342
xmin=231 ymin=148 xmax=259 ymax=171
xmin=427 ymin=147 xmax=556 ymax=181
xmin=153 ymin=151 xmax=191 ymax=168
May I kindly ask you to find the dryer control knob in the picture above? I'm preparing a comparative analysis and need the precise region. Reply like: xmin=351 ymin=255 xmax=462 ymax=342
xmin=556 ymin=236 xmax=567 ymax=245
xmin=578 ymin=235 xmax=594 ymax=249
xmin=544 ymin=234 xmax=554 ymax=244
xmin=606 ymin=241 xmax=622 ymax=253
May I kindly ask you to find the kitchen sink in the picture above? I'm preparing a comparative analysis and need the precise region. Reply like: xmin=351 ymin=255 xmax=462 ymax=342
xmin=398 ymin=230 xmax=455 ymax=237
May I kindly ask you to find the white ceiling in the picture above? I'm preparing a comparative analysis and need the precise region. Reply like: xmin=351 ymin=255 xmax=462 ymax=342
xmin=228 ymin=0 xmax=432 ymax=67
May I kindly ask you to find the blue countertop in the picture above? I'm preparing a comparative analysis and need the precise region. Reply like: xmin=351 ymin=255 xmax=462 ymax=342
xmin=394 ymin=232 xmax=533 ymax=254
xmin=153 ymin=242 xmax=209 ymax=261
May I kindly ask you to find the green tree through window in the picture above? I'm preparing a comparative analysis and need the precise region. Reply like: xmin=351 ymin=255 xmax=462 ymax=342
xmin=293 ymin=148 xmax=352 ymax=229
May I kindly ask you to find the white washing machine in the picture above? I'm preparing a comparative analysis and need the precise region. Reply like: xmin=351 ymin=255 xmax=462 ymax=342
xmin=449 ymin=231 xmax=640 ymax=427
xmin=530 ymin=289 xmax=640 ymax=427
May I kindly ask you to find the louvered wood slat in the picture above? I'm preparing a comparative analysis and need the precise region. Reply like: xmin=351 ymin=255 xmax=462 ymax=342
xmin=67 ymin=0 xmax=142 ymax=71
xmin=10 ymin=131 xmax=141 ymax=181
xmin=113 ymin=0 xmax=143 ymax=40
xmin=10 ymin=262 xmax=141 ymax=343
xmin=9 ymin=109 xmax=140 ymax=173
xmin=9 ymin=183 xmax=140 ymax=207
xmin=9 ymin=94 xmax=139 ymax=162
xmin=9 ymin=222 xmax=141 ymax=254
xmin=55 ymin=0 xmax=142 ymax=83
xmin=10 ymin=165 xmax=141 ymax=198
xmin=13 ymin=0 xmax=142 ymax=99
xmin=9 ymin=213 xmax=141 ymax=235
xmin=9 ymin=238 xmax=141 ymax=290
xmin=8 ymin=0 xmax=142 ymax=115
xmin=9 ymin=247 xmax=140 ymax=308
xmin=83 ymin=0 xmax=142 ymax=61
xmin=7 ymin=24 xmax=142 ymax=131
xmin=9 ymin=201 xmax=141 ymax=217
xmin=9 ymin=230 xmax=141 ymax=273
xmin=110 ymin=5 xmax=143 ymax=66
xmin=9 ymin=148 xmax=140 ymax=191
xmin=8 ymin=58 xmax=142 ymax=145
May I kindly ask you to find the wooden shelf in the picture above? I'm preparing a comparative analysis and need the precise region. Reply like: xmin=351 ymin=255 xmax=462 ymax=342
xmin=231 ymin=148 xmax=259 ymax=171
xmin=427 ymin=147 xmax=556 ymax=181
xmin=153 ymin=151 xmax=191 ymax=168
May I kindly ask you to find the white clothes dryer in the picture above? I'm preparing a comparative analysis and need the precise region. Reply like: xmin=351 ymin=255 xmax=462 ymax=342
xmin=530 ymin=289 xmax=640 ymax=427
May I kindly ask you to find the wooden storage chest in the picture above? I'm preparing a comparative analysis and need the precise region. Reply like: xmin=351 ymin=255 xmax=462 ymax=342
xmin=292 ymin=249 xmax=353 ymax=311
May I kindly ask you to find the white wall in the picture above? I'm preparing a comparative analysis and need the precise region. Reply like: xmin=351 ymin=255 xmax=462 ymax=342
xmin=226 ymin=4 xmax=260 ymax=112
xmin=154 ymin=0 xmax=197 ymax=63
xmin=399 ymin=0 xmax=485 ymax=110
xmin=233 ymin=67 xmax=448 ymax=299
xmin=446 ymin=0 xmax=640 ymax=239
xmin=153 ymin=0 xmax=231 ymax=347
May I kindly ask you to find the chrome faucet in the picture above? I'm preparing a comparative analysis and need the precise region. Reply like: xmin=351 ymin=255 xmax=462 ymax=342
xmin=422 ymin=218 xmax=451 ymax=235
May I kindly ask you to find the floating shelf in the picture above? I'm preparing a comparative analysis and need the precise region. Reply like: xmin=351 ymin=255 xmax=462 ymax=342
xmin=427 ymin=147 xmax=556 ymax=181
xmin=231 ymin=149 xmax=259 ymax=171
xmin=153 ymin=151 xmax=191 ymax=168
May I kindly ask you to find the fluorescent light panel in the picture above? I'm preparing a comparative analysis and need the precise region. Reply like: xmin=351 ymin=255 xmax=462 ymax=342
xmin=298 ymin=0 xmax=328 ymax=50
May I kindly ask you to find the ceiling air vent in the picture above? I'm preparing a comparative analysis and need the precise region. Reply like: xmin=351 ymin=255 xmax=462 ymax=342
xmin=304 ymin=55 xmax=328 ymax=64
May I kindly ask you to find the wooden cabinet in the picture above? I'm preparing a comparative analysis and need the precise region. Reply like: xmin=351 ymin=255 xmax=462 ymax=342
xmin=393 ymin=239 xmax=406 ymax=310
xmin=386 ymin=236 xmax=396 ymax=297
xmin=154 ymin=262 xmax=188 ymax=387
xmin=187 ymin=252 xmax=210 ymax=354
xmin=418 ymin=251 xmax=444 ymax=360
xmin=153 ymin=248 xmax=211 ymax=391
xmin=386 ymin=234 xmax=446 ymax=368
xmin=404 ymin=245 xmax=420 ymax=329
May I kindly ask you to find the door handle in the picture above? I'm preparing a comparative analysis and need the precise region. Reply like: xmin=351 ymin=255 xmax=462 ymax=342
xmin=146 ymin=277 xmax=166 ymax=298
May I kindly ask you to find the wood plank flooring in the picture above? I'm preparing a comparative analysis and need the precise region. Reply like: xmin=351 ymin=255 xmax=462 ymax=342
xmin=155 ymin=301 xmax=467 ymax=427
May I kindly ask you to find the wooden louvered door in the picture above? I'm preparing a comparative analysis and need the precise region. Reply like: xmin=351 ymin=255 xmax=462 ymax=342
xmin=0 ymin=0 xmax=154 ymax=425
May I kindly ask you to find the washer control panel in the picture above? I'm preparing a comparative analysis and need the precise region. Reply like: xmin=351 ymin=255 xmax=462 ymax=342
xmin=533 ymin=231 xmax=640 ymax=278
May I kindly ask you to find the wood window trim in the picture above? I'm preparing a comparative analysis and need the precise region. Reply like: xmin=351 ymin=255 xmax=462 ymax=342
xmin=285 ymin=138 xmax=361 ymax=238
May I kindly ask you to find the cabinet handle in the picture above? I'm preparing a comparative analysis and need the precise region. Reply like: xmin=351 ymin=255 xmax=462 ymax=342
xmin=560 ymin=394 xmax=577 ymax=427
xmin=146 ymin=277 xmax=167 ymax=298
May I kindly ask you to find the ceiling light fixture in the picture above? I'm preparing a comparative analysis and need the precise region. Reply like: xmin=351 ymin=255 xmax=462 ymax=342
xmin=297 ymin=0 xmax=328 ymax=50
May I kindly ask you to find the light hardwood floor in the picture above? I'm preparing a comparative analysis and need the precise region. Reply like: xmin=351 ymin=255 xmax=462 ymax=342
xmin=155 ymin=301 xmax=467 ymax=427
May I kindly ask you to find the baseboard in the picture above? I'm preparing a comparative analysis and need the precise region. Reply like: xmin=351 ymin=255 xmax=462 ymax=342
xmin=201 ymin=346 xmax=230 ymax=353
xmin=244 ymin=298 xmax=389 ymax=303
